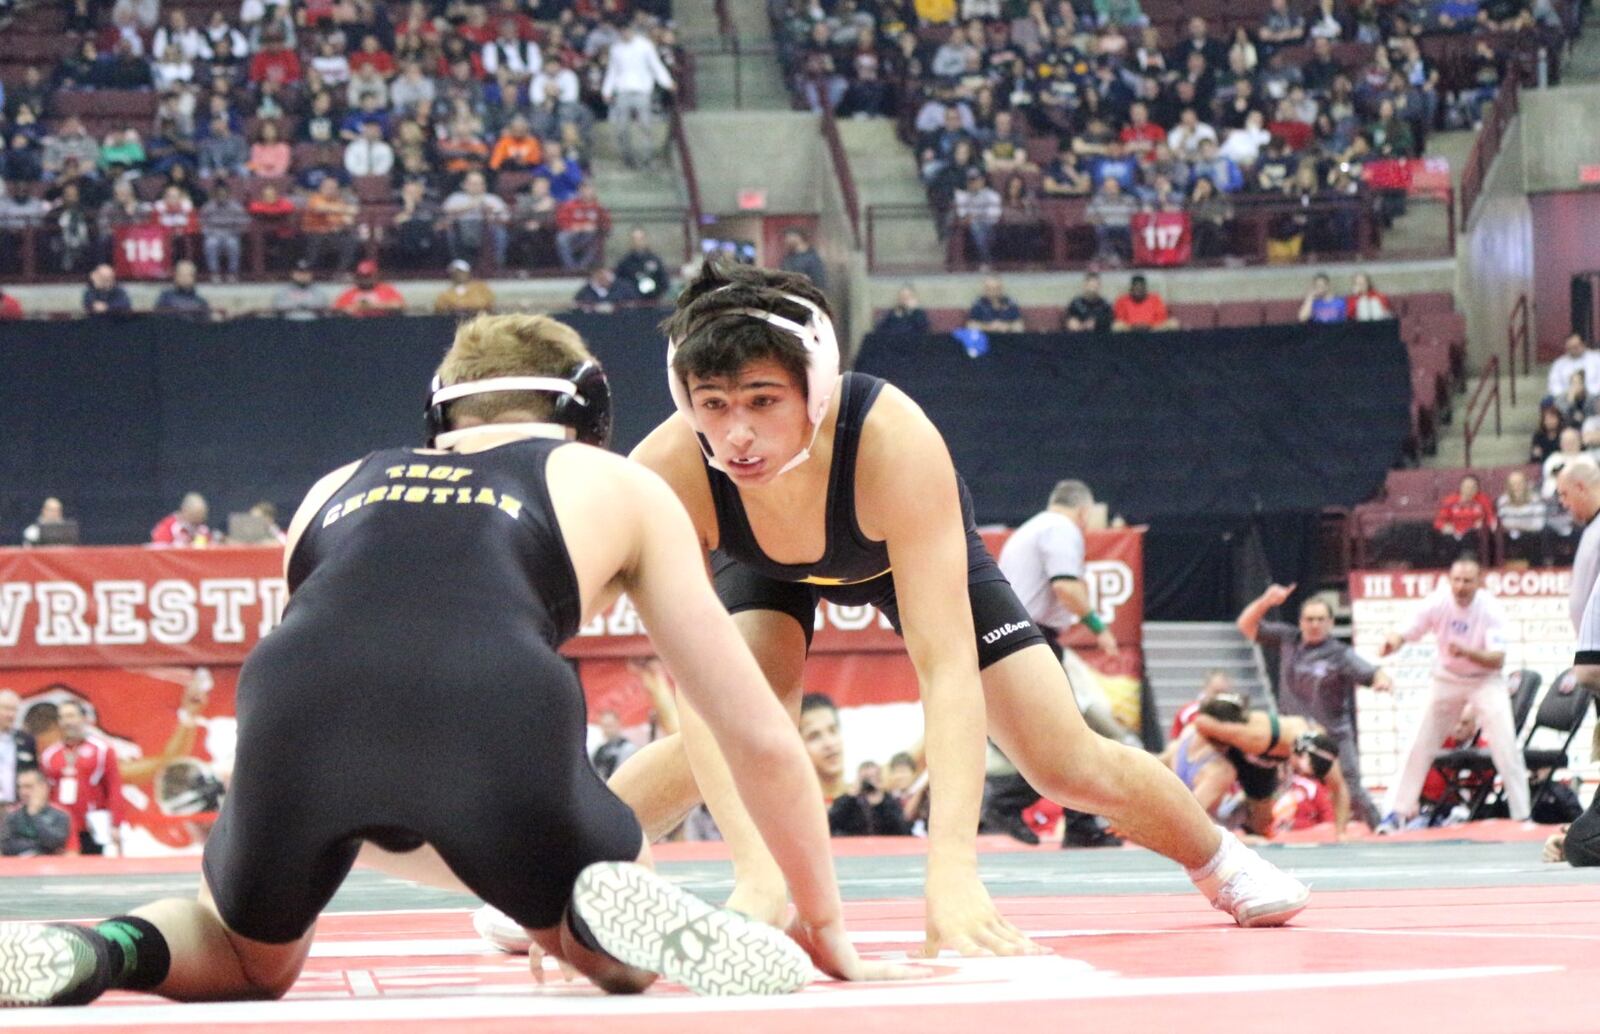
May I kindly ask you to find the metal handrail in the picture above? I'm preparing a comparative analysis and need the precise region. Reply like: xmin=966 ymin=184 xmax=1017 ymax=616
xmin=816 ymin=92 xmax=861 ymax=248
xmin=1508 ymin=292 xmax=1531 ymax=406
xmin=1459 ymin=73 xmax=1522 ymax=231
xmin=1463 ymin=354 xmax=1503 ymax=467
xmin=668 ymin=106 xmax=705 ymax=249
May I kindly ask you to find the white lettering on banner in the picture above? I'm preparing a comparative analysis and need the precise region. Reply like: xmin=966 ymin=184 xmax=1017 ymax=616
xmin=93 ymin=581 xmax=147 ymax=645
xmin=0 ymin=583 xmax=30 ymax=647
xmin=1085 ymin=561 xmax=1133 ymax=623
xmin=0 ymin=574 xmax=291 ymax=653
xmin=200 ymin=579 xmax=256 ymax=643
xmin=149 ymin=579 xmax=199 ymax=645
xmin=257 ymin=578 xmax=289 ymax=638
xmin=34 ymin=582 xmax=91 ymax=647
xmin=1349 ymin=568 xmax=1597 ymax=792
xmin=605 ymin=596 xmax=643 ymax=637
xmin=825 ymin=603 xmax=878 ymax=632
xmin=1363 ymin=574 xmax=1393 ymax=598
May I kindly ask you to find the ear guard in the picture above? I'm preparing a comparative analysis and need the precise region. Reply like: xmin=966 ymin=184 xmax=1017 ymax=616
xmin=425 ymin=358 xmax=612 ymax=448
xmin=1293 ymin=731 xmax=1340 ymax=780
xmin=665 ymin=292 xmax=841 ymax=476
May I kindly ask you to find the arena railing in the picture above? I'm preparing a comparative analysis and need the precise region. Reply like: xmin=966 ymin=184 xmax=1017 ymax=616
xmin=1459 ymin=73 xmax=1522 ymax=232
xmin=866 ymin=192 xmax=1454 ymax=274
xmin=816 ymin=86 xmax=862 ymax=249
xmin=1507 ymin=292 xmax=1531 ymax=405
xmin=1 ymin=206 xmax=695 ymax=285
xmin=15 ymin=297 xmax=677 ymax=321
xmin=1462 ymin=354 xmax=1503 ymax=468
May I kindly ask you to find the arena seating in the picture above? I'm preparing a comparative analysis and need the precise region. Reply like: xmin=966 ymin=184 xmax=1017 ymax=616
xmin=0 ymin=0 xmax=681 ymax=283
xmin=775 ymin=0 xmax=1578 ymax=274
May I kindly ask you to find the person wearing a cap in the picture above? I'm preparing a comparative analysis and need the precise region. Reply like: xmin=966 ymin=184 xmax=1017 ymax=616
xmin=332 ymin=259 xmax=405 ymax=316
xmin=272 ymin=260 xmax=330 ymax=319
xmin=434 ymin=258 xmax=495 ymax=315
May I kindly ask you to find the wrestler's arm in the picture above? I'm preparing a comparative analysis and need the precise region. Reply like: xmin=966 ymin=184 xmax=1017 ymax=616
xmin=1193 ymin=712 xmax=1274 ymax=755
xmin=859 ymin=390 xmax=1005 ymax=955
xmin=1190 ymin=756 xmax=1236 ymax=815
xmin=616 ymin=463 xmax=862 ymax=972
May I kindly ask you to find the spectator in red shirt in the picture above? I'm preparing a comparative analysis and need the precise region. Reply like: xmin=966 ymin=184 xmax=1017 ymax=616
xmin=1112 ymin=274 xmax=1181 ymax=331
xmin=248 ymin=30 xmax=302 ymax=85
xmin=333 ymin=259 xmax=406 ymax=316
xmin=39 ymin=700 xmax=126 ymax=855
xmin=1346 ymin=271 xmax=1394 ymax=321
xmin=151 ymin=492 xmax=214 ymax=547
xmin=1434 ymin=473 xmax=1496 ymax=563
xmin=150 ymin=184 xmax=197 ymax=234
xmin=348 ymin=34 xmax=396 ymax=78
xmin=554 ymin=180 xmax=609 ymax=271
xmin=1435 ymin=475 xmax=1496 ymax=533
xmin=1119 ymin=101 xmax=1166 ymax=162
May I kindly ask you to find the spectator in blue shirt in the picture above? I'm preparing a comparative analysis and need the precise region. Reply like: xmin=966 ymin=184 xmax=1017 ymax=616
xmin=340 ymin=93 xmax=391 ymax=141
xmin=968 ymin=275 xmax=1025 ymax=333
xmin=533 ymin=142 xmax=585 ymax=202
xmin=1091 ymin=139 xmax=1139 ymax=192
xmin=1298 ymin=273 xmax=1348 ymax=323
xmin=1191 ymin=137 xmax=1243 ymax=193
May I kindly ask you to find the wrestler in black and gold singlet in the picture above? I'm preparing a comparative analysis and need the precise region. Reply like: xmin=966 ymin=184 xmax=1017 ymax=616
xmin=707 ymin=372 xmax=1047 ymax=669
xmin=203 ymin=438 xmax=641 ymax=944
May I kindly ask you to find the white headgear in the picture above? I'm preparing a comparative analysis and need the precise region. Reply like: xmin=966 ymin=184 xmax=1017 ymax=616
xmin=666 ymin=291 xmax=842 ymax=476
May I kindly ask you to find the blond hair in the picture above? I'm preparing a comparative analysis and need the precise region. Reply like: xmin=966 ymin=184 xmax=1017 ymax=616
xmin=435 ymin=313 xmax=592 ymax=426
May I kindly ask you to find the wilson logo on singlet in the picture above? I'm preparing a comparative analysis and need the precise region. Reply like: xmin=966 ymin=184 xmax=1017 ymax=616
xmin=981 ymin=620 xmax=1033 ymax=645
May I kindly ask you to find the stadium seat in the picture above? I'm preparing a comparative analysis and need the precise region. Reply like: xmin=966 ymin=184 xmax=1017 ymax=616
xmin=1168 ymin=302 xmax=1217 ymax=329
xmin=1216 ymin=301 xmax=1265 ymax=328
xmin=1261 ymin=299 xmax=1303 ymax=325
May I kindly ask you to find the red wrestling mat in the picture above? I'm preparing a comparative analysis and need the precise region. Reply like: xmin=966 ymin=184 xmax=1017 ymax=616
xmin=6 ymin=884 xmax=1597 ymax=1034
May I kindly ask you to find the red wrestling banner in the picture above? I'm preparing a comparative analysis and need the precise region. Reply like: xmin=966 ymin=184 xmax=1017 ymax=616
xmin=0 ymin=547 xmax=287 ymax=668
xmin=0 ymin=529 xmax=1143 ymax=667
xmin=569 ymin=527 xmax=1146 ymax=657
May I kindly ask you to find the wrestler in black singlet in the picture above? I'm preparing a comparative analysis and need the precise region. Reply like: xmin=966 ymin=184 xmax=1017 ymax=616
xmin=203 ymin=438 xmax=641 ymax=944
xmin=709 ymin=372 xmax=1047 ymax=670
xmin=1223 ymin=712 xmax=1285 ymax=801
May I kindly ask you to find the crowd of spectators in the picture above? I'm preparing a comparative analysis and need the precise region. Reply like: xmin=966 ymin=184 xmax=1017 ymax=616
xmin=775 ymin=0 xmax=1568 ymax=268
xmin=0 ymin=0 xmax=682 ymax=283
xmin=874 ymin=265 xmax=1395 ymax=336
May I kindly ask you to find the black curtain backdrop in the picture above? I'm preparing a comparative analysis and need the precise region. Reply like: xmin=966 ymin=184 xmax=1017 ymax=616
xmin=856 ymin=322 xmax=1409 ymax=619
xmin=0 ymin=309 xmax=675 ymax=546
xmin=3 ymin=315 xmax=1407 ymax=619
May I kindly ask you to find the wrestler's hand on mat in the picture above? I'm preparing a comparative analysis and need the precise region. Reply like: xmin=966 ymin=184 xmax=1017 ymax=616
xmin=920 ymin=868 xmax=1043 ymax=957
xmin=786 ymin=916 xmax=930 ymax=982
xmin=526 ymin=938 xmax=578 ymax=986
xmin=1543 ymin=828 xmax=1568 ymax=864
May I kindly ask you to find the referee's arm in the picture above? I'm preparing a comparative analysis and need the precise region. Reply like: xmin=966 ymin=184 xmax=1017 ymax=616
xmin=1236 ymin=583 xmax=1295 ymax=642
xmin=1050 ymin=578 xmax=1118 ymax=655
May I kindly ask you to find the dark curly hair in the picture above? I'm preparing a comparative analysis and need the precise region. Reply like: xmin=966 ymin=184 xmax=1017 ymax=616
xmin=662 ymin=260 xmax=833 ymax=398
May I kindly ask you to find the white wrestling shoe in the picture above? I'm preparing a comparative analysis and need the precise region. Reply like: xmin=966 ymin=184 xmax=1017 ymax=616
xmin=472 ymin=904 xmax=533 ymax=955
xmin=571 ymin=861 xmax=814 ymax=996
xmin=0 ymin=923 xmax=109 ymax=1007
xmin=1189 ymin=831 xmax=1311 ymax=928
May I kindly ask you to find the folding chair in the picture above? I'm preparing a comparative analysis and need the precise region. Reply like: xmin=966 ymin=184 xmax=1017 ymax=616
xmin=1422 ymin=669 xmax=1541 ymax=824
xmin=1520 ymin=670 xmax=1593 ymax=815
